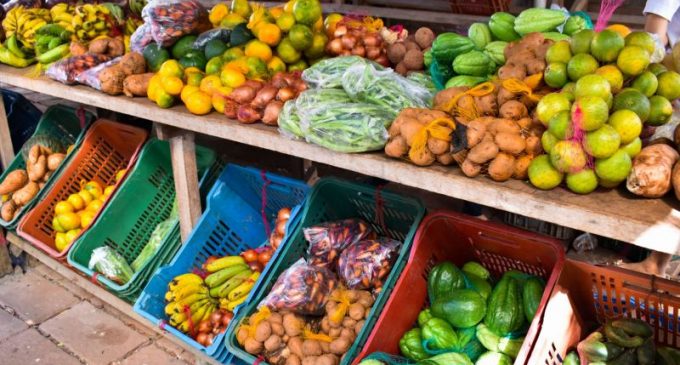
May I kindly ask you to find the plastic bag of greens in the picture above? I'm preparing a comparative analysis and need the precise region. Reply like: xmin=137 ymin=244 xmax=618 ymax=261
xmin=88 ymin=246 xmax=134 ymax=284
xmin=278 ymin=100 xmax=303 ymax=139
xmin=280 ymin=89 xmax=353 ymax=140
xmin=301 ymin=56 xmax=372 ymax=89
xmin=130 ymin=199 xmax=179 ymax=271
xmin=299 ymin=102 xmax=391 ymax=153
xmin=407 ymin=72 xmax=436 ymax=95
xmin=342 ymin=62 xmax=433 ymax=116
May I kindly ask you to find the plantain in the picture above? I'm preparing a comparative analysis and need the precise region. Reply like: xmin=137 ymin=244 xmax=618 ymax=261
xmin=227 ymin=271 xmax=260 ymax=301
xmin=205 ymin=255 xmax=246 ymax=273
xmin=204 ymin=263 xmax=249 ymax=288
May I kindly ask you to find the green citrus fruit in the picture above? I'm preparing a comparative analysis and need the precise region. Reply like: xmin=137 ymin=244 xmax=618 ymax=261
xmin=567 ymin=53 xmax=599 ymax=81
xmin=544 ymin=62 xmax=568 ymax=88
xmin=548 ymin=110 xmax=573 ymax=140
xmin=617 ymin=45 xmax=650 ymax=76
xmin=562 ymin=82 xmax=576 ymax=94
xmin=631 ymin=71 xmax=658 ymax=97
xmin=288 ymin=24 xmax=313 ymax=50
xmin=276 ymin=12 xmax=296 ymax=32
xmin=625 ymin=31 xmax=656 ymax=55
xmin=574 ymin=74 xmax=611 ymax=100
xmin=647 ymin=95 xmax=673 ymax=126
xmin=595 ymin=149 xmax=632 ymax=183
xmin=583 ymin=124 xmax=621 ymax=159
xmin=304 ymin=32 xmax=328 ymax=59
xmin=608 ymin=109 xmax=642 ymax=144
xmin=572 ymin=96 xmax=609 ymax=131
xmin=571 ymin=29 xmax=595 ymax=54
xmin=566 ymin=169 xmax=598 ymax=194
xmin=276 ymin=37 xmax=302 ymax=63
xmin=620 ymin=137 xmax=642 ymax=158
xmin=612 ymin=88 xmax=650 ymax=122
xmin=591 ymin=29 xmax=625 ymax=63
xmin=550 ymin=140 xmax=587 ymax=173
xmin=536 ymin=93 xmax=572 ymax=126
xmin=546 ymin=40 xmax=572 ymax=64
xmin=541 ymin=131 xmax=559 ymax=154
xmin=648 ymin=63 xmax=667 ymax=76
xmin=528 ymin=155 xmax=564 ymax=190
xmin=656 ymin=71 xmax=680 ymax=100
xmin=293 ymin=0 xmax=322 ymax=26
xmin=595 ymin=65 xmax=624 ymax=93
xmin=205 ymin=56 xmax=224 ymax=75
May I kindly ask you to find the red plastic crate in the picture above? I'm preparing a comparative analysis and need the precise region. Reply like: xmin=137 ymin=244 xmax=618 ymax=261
xmin=449 ymin=0 xmax=509 ymax=16
xmin=17 ymin=120 xmax=148 ymax=259
xmin=528 ymin=259 xmax=680 ymax=364
xmin=354 ymin=210 xmax=565 ymax=364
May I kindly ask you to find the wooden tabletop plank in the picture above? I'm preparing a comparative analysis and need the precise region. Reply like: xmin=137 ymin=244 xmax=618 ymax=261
xmin=2 ymin=66 xmax=679 ymax=253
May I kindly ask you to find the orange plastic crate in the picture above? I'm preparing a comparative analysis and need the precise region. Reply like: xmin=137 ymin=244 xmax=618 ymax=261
xmin=17 ymin=119 xmax=148 ymax=259
xmin=528 ymin=259 xmax=680 ymax=364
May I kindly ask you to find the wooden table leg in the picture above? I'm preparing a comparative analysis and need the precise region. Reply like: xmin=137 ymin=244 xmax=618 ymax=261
xmin=0 ymin=95 xmax=15 ymax=170
xmin=155 ymin=124 xmax=202 ymax=241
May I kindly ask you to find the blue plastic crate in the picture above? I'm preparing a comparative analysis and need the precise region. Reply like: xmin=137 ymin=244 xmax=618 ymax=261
xmin=134 ymin=164 xmax=309 ymax=362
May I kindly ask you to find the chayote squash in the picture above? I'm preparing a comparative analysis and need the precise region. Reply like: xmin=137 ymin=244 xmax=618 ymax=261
xmin=485 ymin=274 xmax=525 ymax=336
xmin=462 ymin=261 xmax=491 ymax=280
xmin=422 ymin=318 xmax=458 ymax=351
xmin=432 ymin=289 xmax=487 ymax=328
xmin=465 ymin=272 xmax=493 ymax=300
xmin=418 ymin=309 xmax=434 ymax=328
xmin=445 ymin=75 xmax=487 ymax=88
xmin=399 ymin=328 xmax=429 ymax=361
xmin=514 ymin=8 xmax=567 ymax=35
xmin=431 ymin=33 xmax=475 ymax=66
xmin=484 ymin=41 xmax=508 ymax=66
xmin=453 ymin=50 xmax=493 ymax=77
xmin=476 ymin=351 xmax=514 ymax=365
xmin=563 ymin=15 xmax=588 ymax=36
xmin=522 ymin=277 xmax=545 ymax=323
xmin=488 ymin=12 xmax=520 ymax=42
xmin=468 ymin=23 xmax=493 ymax=50
xmin=428 ymin=261 xmax=466 ymax=303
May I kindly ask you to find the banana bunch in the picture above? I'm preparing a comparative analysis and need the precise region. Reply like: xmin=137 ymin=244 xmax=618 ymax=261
xmin=203 ymin=256 xmax=259 ymax=312
xmin=2 ymin=6 xmax=52 ymax=49
xmin=124 ymin=17 xmax=143 ymax=36
xmin=164 ymin=273 xmax=218 ymax=334
xmin=71 ymin=4 xmax=113 ymax=41
xmin=128 ymin=0 xmax=147 ymax=17
xmin=34 ymin=24 xmax=71 ymax=64
xmin=49 ymin=3 xmax=76 ymax=33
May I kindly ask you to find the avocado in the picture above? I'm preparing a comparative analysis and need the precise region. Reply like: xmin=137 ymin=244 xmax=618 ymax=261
xmin=179 ymin=50 xmax=207 ymax=70
xmin=171 ymin=35 xmax=198 ymax=60
xmin=142 ymin=43 xmax=170 ymax=72
xmin=204 ymin=39 xmax=228 ymax=60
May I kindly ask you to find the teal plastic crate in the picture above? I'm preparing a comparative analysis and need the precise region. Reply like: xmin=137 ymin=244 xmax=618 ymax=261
xmin=226 ymin=177 xmax=426 ymax=365
xmin=0 ymin=104 xmax=95 ymax=230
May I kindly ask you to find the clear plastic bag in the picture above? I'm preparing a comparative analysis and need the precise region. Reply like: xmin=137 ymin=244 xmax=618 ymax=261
xmin=337 ymin=238 xmax=401 ymax=291
xmin=305 ymin=219 xmax=374 ymax=268
xmin=88 ymin=246 xmax=134 ymax=285
xmin=259 ymin=258 xmax=337 ymax=315
xmin=301 ymin=56 xmax=370 ymax=89
xmin=45 ymin=53 xmax=111 ymax=85
xmin=74 ymin=57 xmax=122 ymax=90
xmin=277 ymin=100 xmax=303 ymax=139
xmin=133 ymin=0 xmax=208 ymax=51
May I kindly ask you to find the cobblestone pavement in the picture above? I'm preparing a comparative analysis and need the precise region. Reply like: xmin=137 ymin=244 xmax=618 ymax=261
xmin=0 ymin=260 xmax=196 ymax=365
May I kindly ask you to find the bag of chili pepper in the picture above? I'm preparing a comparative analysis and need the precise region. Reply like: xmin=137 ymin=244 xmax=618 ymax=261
xmin=131 ymin=0 xmax=209 ymax=51
xmin=305 ymin=218 xmax=375 ymax=268
xmin=337 ymin=238 xmax=401 ymax=292
xmin=259 ymin=258 xmax=338 ymax=316
xmin=45 ymin=53 xmax=112 ymax=85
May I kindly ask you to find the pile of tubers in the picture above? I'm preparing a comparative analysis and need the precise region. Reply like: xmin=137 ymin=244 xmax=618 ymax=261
xmin=0 ymin=144 xmax=66 ymax=221
xmin=386 ymin=27 xmax=435 ymax=76
xmin=384 ymin=108 xmax=455 ymax=167
xmin=497 ymin=32 xmax=552 ymax=83
xmin=626 ymin=125 xmax=680 ymax=200
xmin=238 ymin=288 xmax=374 ymax=365
xmin=225 ymin=72 xmax=306 ymax=126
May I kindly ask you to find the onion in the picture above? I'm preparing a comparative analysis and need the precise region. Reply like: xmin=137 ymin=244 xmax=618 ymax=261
xmin=334 ymin=25 xmax=347 ymax=38
xmin=292 ymin=80 xmax=307 ymax=94
xmin=205 ymin=333 xmax=214 ymax=346
xmin=365 ymin=46 xmax=381 ymax=60
xmin=251 ymin=86 xmax=278 ymax=109
xmin=258 ymin=250 xmax=273 ymax=265
xmin=275 ymin=220 xmax=286 ymax=236
xmin=277 ymin=207 xmax=291 ymax=221
xmin=276 ymin=87 xmax=296 ymax=102
xmin=223 ymin=98 xmax=239 ymax=119
xmin=271 ymin=72 xmax=287 ymax=88
xmin=328 ymin=38 xmax=343 ymax=55
xmin=229 ymin=86 xmax=256 ymax=104
xmin=248 ymin=261 xmax=263 ymax=272
xmin=351 ymin=45 xmax=366 ymax=57
xmin=363 ymin=34 xmax=380 ymax=47
xmin=210 ymin=311 xmax=222 ymax=326
xmin=242 ymin=249 xmax=258 ymax=262
xmin=374 ymin=55 xmax=390 ymax=67
xmin=340 ymin=49 xmax=352 ymax=56
xmin=262 ymin=101 xmax=284 ymax=126
xmin=197 ymin=319 xmax=212 ymax=334
xmin=281 ymin=73 xmax=298 ymax=87
xmin=341 ymin=34 xmax=357 ymax=49
xmin=243 ymin=80 xmax=264 ymax=92
xmin=221 ymin=312 xmax=233 ymax=326
xmin=236 ymin=105 xmax=262 ymax=124
xmin=196 ymin=332 xmax=209 ymax=346
xmin=272 ymin=235 xmax=283 ymax=250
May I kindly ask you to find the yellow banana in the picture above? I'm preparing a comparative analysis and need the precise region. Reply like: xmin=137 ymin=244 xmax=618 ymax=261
xmin=227 ymin=271 xmax=259 ymax=301
xmin=174 ymin=283 xmax=208 ymax=302
xmin=200 ymin=302 xmax=216 ymax=322
xmin=190 ymin=302 xmax=211 ymax=325
xmin=205 ymin=255 xmax=246 ymax=273
xmin=177 ymin=319 xmax=191 ymax=333
xmin=170 ymin=310 xmax=187 ymax=324
xmin=164 ymin=290 xmax=175 ymax=302
xmin=164 ymin=301 xmax=181 ymax=316
xmin=83 ymin=4 xmax=96 ymax=14
xmin=169 ymin=273 xmax=203 ymax=290
xmin=53 ymin=13 xmax=74 ymax=23
xmin=226 ymin=293 xmax=249 ymax=312
xmin=176 ymin=292 xmax=209 ymax=308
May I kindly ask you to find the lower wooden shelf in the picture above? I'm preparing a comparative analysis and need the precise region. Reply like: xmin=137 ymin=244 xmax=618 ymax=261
xmin=6 ymin=232 xmax=222 ymax=365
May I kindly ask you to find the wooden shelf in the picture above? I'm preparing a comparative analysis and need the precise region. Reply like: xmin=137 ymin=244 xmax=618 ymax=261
xmin=2 ymin=65 xmax=679 ymax=254
xmin=5 ymin=232 xmax=222 ymax=365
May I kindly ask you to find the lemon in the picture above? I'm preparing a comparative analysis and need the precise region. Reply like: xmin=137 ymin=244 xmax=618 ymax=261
xmin=219 ymin=13 xmax=247 ymax=29
xmin=245 ymin=39 xmax=273 ymax=62
xmin=156 ymin=90 xmax=175 ymax=109
xmin=220 ymin=68 xmax=246 ymax=88
xmin=78 ymin=190 xmax=94 ymax=206
xmin=276 ymin=12 xmax=296 ymax=32
xmin=103 ymin=185 xmax=115 ymax=197
xmin=147 ymin=74 xmax=163 ymax=102
xmin=161 ymin=75 xmax=184 ymax=96
xmin=115 ymin=169 xmax=127 ymax=182
xmin=54 ymin=201 xmax=75 ymax=215
xmin=65 ymin=229 xmax=82 ymax=243
xmin=57 ymin=212 xmax=81 ymax=231
xmin=83 ymin=181 xmax=103 ymax=198
xmin=185 ymin=91 xmax=213 ymax=115
xmin=209 ymin=3 xmax=229 ymax=25
xmin=267 ymin=56 xmax=286 ymax=74
xmin=158 ymin=60 xmax=184 ymax=79
xmin=55 ymin=232 xmax=69 ymax=252
xmin=79 ymin=210 xmax=96 ymax=228
xmin=181 ymin=85 xmax=201 ymax=104
xmin=200 ymin=75 xmax=222 ymax=96
xmin=87 ymin=199 xmax=104 ymax=213
xmin=67 ymin=193 xmax=85 ymax=211
xmin=52 ymin=216 xmax=66 ymax=233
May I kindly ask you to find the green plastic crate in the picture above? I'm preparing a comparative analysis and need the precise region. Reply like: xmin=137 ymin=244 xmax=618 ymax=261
xmin=66 ymin=138 xmax=222 ymax=302
xmin=226 ymin=177 xmax=426 ymax=365
xmin=0 ymin=105 xmax=95 ymax=230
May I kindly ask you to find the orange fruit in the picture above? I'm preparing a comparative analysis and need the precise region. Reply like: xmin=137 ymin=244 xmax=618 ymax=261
xmin=284 ymin=0 xmax=296 ymax=13
xmin=55 ymin=232 xmax=69 ymax=252
xmin=115 ymin=169 xmax=126 ymax=182
xmin=67 ymin=194 xmax=85 ymax=211
xmin=77 ymin=190 xmax=94 ymax=206
xmin=223 ymin=47 xmax=245 ymax=62
xmin=288 ymin=24 xmax=313 ymax=50
xmin=528 ymin=155 xmax=564 ymax=190
xmin=86 ymin=199 xmax=104 ymax=213
xmin=617 ymin=46 xmax=650 ymax=76
xmin=313 ymin=16 xmax=323 ymax=33
xmin=158 ymin=60 xmax=184 ymax=79
xmin=147 ymin=74 xmax=163 ymax=102
xmin=257 ymin=23 xmax=282 ymax=46
xmin=181 ymin=85 xmax=201 ymax=104
xmin=269 ymin=6 xmax=284 ymax=19
xmin=607 ymin=24 xmax=631 ymax=38
xmin=567 ymin=53 xmax=599 ymax=81
xmin=276 ymin=37 xmax=301 ymax=63
xmin=656 ymin=71 xmax=680 ymax=100
xmin=245 ymin=39 xmax=273 ymax=62
xmin=200 ymin=75 xmax=222 ymax=96
xmin=185 ymin=91 xmax=213 ymax=115
xmin=292 ymin=0 xmax=321 ymax=26
xmin=161 ymin=75 xmax=184 ymax=96
xmin=185 ymin=72 xmax=204 ymax=87
xmin=550 ymin=140 xmax=587 ymax=173
xmin=224 ymin=58 xmax=249 ymax=74
xmin=625 ymin=31 xmax=655 ymax=55
xmin=155 ymin=90 xmax=175 ymax=108
xmin=209 ymin=3 xmax=229 ymax=26
xmin=220 ymin=68 xmax=246 ymax=88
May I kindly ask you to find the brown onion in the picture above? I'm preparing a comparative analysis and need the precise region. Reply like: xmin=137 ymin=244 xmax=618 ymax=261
xmin=328 ymin=38 xmax=343 ymax=55
xmin=243 ymin=80 xmax=264 ymax=92
xmin=251 ymin=86 xmax=278 ymax=109
xmin=196 ymin=332 xmax=209 ymax=346
xmin=276 ymin=87 xmax=296 ymax=102
xmin=340 ymin=49 xmax=352 ymax=56
xmin=229 ymin=86 xmax=256 ymax=104
xmin=363 ymin=34 xmax=380 ymax=47
xmin=197 ymin=319 xmax=212 ymax=334
xmin=341 ymin=34 xmax=357 ymax=49
xmin=271 ymin=73 xmax=287 ymax=88
xmin=248 ymin=261 xmax=263 ymax=272
xmin=205 ymin=333 xmax=214 ymax=346
xmin=351 ymin=45 xmax=366 ymax=57
xmin=221 ymin=312 xmax=233 ymax=326
xmin=262 ymin=101 xmax=284 ymax=126
xmin=271 ymin=235 xmax=283 ymax=250
xmin=223 ymin=98 xmax=239 ymax=119
xmin=258 ymin=249 xmax=273 ymax=265
xmin=237 ymin=105 xmax=262 ymax=124
xmin=365 ymin=46 xmax=381 ymax=60
xmin=275 ymin=220 xmax=286 ymax=236
xmin=281 ymin=73 xmax=298 ymax=87
xmin=334 ymin=25 xmax=347 ymax=38
xmin=210 ymin=311 xmax=222 ymax=326
xmin=242 ymin=249 xmax=258 ymax=262
xmin=277 ymin=207 xmax=291 ymax=221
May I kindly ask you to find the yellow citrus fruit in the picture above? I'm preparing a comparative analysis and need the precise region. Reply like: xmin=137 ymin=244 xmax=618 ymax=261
xmin=54 ymin=201 xmax=75 ymax=215
xmin=220 ymin=13 xmax=247 ymax=29
xmin=200 ymin=75 xmax=222 ymax=96
xmin=276 ymin=37 xmax=301 ymax=63
xmin=607 ymin=24 xmax=631 ymax=38
xmin=83 ymin=181 xmax=103 ymax=197
xmin=67 ymin=193 xmax=85 ymax=211
xmin=156 ymin=90 xmax=175 ymax=108
xmin=223 ymin=47 xmax=245 ymax=62
xmin=161 ymin=76 xmax=184 ymax=96
xmin=267 ymin=56 xmax=286 ymax=74
xmin=55 ymin=232 xmax=69 ymax=252
xmin=103 ymin=185 xmax=115 ymax=197
xmin=245 ymin=39 xmax=273 ymax=62
xmin=209 ymin=3 xmax=229 ymax=25
xmin=158 ymin=60 xmax=184 ymax=79
xmin=185 ymin=71 xmax=204 ymax=87
xmin=269 ymin=6 xmax=284 ymax=19
xmin=78 ymin=190 xmax=94 ymax=206
xmin=87 ymin=199 xmax=104 ymax=213
xmin=212 ymin=87 xmax=233 ymax=114
xmin=79 ymin=210 xmax=96 ymax=228
xmin=257 ymin=23 xmax=282 ymax=46
xmin=220 ymin=68 xmax=246 ymax=88
xmin=276 ymin=12 xmax=296 ymax=32
xmin=284 ymin=0 xmax=296 ymax=13
xmin=57 ymin=212 xmax=81 ymax=231
xmin=181 ymin=85 xmax=201 ymax=104
xmin=147 ymin=74 xmax=163 ymax=102
xmin=115 ymin=169 xmax=127 ymax=182
xmin=52 ymin=216 xmax=66 ymax=233
xmin=313 ymin=16 xmax=323 ymax=33
xmin=224 ymin=58 xmax=249 ymax=74
xmin=184 ymin=67 xmax=203 ymax=75
xmin=185 ymin=91 xmax=213 ymax=115
xmin=65 ymin=229 xmax=81 ymax=244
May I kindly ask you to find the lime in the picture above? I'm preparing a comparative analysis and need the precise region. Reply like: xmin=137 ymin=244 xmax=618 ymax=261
xmin=293 ymin=0 xmax=322 ymax=26
xmin=625 ymin=31 xmax=655 ymax=55
xmin=276 ymin=13 xmax=296 ymax=32
xmin=590 ymin=29 xmax=625 ymax=63
xmin=567 ymin=53 xmax=599 ymax=81
xmin=612 ymin=88 xmax=650 ymax=122
xmin=572 ymin=96 xmax=609 ymax=131
xmin=205 ymin=56 xmax=224 ymax=75
xmin=620 ymin=137 xmax=642 ymax=158
xmin=631 ymin=71 xmax=658 ymax=97
xmin=562 ymin=91 xmax=575 ymax=103
xmin=647 ymin=95 xmax=673 ymax=126
xmin=571 ymin=29 xmax=595 ymax=54
xmin=583 ymin=124 xmax=621 ymax=159
xmin=222 ymin=47 xmax=245 ymax=62
xmin=541 ymin=131 xmax=559 ymax=154
xmin=288 ymin=24 xmax=313 ymax=50
xmin=536 ymin=92 xmax=572 ymax=126
xmin=562 ymin=82 xmax=576 ymax=94
xmin=599 ymin=179 xmax=622 ymax=188
xmin=544 ymin=62 xmax=568 ymax=88
xmin=648 ymin=63 xmax=667 ymax=76
xmin=287 ymin=59 xmax=308 ymax=72
xmin=566 ymin=169 xmax=598 ymax=194
xmin=546 ymin=40 xmax=572 ymax=64
xmin=595 ymin=149 xmax=632 ymax=183
xmin=276 ymin=37 xmax=301 ymax=63
xmin=608 ymin=109 xmax=642 ymax=144
xmin=528 ymin=155 xmax=564 ymax=190
xmin=574 ymin=74 xmax=611 ymax=100
xmin=617 ymin=46 xmax=650 ymax=76
xmin=304 ymin=32 xmax=328 ymax=59
xmin=595 ymin=65 xmax=624 ymax=93
xmin=547 ymin=110 xmax=573 ymax=140
xmin=550 ymin=140 xmax=587 ymax=173
xmin=656 ymin=71 xmax=680 ymax=100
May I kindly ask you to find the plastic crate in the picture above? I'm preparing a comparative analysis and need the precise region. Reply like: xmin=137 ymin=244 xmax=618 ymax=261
xmin=2 ymin=89 xmax=41 ymax=156
xmin=354 ymin=210 xmax=566 ymax=365
xmin=528 ymin=259 xmax=680 ymax=364
xmin=66 ymin=139 xmax=220 ymax=303
xmin=0 ymin=104 xmax=95 ymax=230
xmin=17 ymin=119 xmax=148 ymax=259
xmin=448 ymin=0 xmax=509 ymax=16
xmin=226 ymin=177 xmax=426 ymax=365
xmin=503 ymin=212 xmax=577 ymax=242
xmin=134 ymin=164 xmax=310 ymax=362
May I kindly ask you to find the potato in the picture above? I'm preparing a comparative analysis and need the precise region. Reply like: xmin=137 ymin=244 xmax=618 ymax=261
xmin=348 ymin=303 xmax=364 ymax=321
xmin=1 ymin=201 xmax=16 ymax=221
xmin=47 ymin=153 xmax=66 ymax=171
xmin=237 ymin=328 xmax=249 ymax=345
xmin=385 ymin=136 xmax=408 ymax=158
xmin=433 ymin=87 xmax=467 ymax=112
xmin=474 ymin=94 xmax=498 ymax=116
xmin=516 ymin=117 xmax=532 ymax=131
xmin=269 ymin=312 xmax=283 ymax=324
xmin=302 ymin=356 xmax=319 ymax=365
xmin=317 ymin=354 xmax=339 ymax=365
xmin=461 ymin=158 xmax=482 ymax=178
xmin=329 ymin=327 xmax=341 ymax=338
xmin=265 ymin=335 xmax=283 ymax=352
xmin=244 ymin=338 xmax=263 ymax=354
xmin=388 ymin=114 xmax=408 ymax=137
xmin=342 ymin=317 xmax=357 ymax=329
xmin=271 ymin=322 xmax=285 ymax=336
xmin=673 ymin=162 xmax=680 ymax=201
xmin=123 ymin=73 xmax=154 ymax=97
xmin=497 ymin=87 xmax=517 ymax=105
xmin=357 ymin=291 xmax=374 ymax=307
xmin=27 ymin=154 xmax=47 ymax=182
xmin=427 ymin=136 xmax=451 ymax=155
xmin=489 ymin=119 xmax=521 ymax=136
xmin=12 ymin=182 xmax=39 ymax=206
xmin=255 ymin=321 xmax=272 ymax=342
xmin=346 ymin=290 xmax=360 ymax=303
xmin=283 ymin=313 xmax=303 ymax=337
xmin=467 ymin=140 xmax=499 ymax=164
xmin=401 ymin=120 xmax=424 ymax=146
xmin=340 ymin=328 xmax=355 ymax=340
xmin=320 ymin=340 xmax=330 ymax=353
xmin=525 ymin=135 xmax=542 ymax=156
xmin=498 ymin=64 xmax=527 ymax=81
xmin=437 ymin=153 xmax=454 ymax=165
xmin=302 ymin=340 xmax=322 ymax=357
xmin=499 ymin=100 xmax=528 ymax=120
xmin=488 ymin=153 xmax=516 ymax=182
xmin=329 ymin=337 xmax=352 ymax=355
xmin=288 ymin=337 xmax=304 ymax=358
xmin=118 ymin=52 xmax=146 ymax=76
xmin=627 ymin=144 xmax=680 ymax=198
xmin=495 ymin=133 xmax=526 ymax=155
xmin=354 ymin=320 xmax=365 ymax=336
xmin=513 ymin=154 xmax=533 ymax=180
xmin=409 ymin=147 xmax=436 ymax=166
xmin=0 ymin=170 xmax=28 ymax=195
xmin=286 ymin=354 xmax=302 ymax=365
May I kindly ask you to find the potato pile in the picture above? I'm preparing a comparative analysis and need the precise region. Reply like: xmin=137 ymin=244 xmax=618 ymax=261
xmin=386 ymin=27 xmax=435 ymax=76
xmin=384 ymin=108 xmax=456 ymax=167
xmin=497 ymin=32 xmax=553 ymax=82
xmin=433 ymin=86 xmax=499 ymax=126
xmin=238 ymin=289 xmax=374 ymax=365
xmin=0 ymin=144 xmax=66 ymax=221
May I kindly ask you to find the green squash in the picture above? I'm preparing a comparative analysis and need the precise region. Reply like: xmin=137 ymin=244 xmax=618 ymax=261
xmin=428 ymin=262 xmax=466 ymax=303
xmin=485 ymin=274 xmax=525 ymax=336
xmin=432 ymin=289 xmax=487 ymax=328
xmin=431 ymin=33 xmax=475 ymax=66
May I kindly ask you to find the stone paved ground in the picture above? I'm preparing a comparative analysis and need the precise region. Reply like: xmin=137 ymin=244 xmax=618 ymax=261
xmin=0 ymin=260 xmax=197 ymax=365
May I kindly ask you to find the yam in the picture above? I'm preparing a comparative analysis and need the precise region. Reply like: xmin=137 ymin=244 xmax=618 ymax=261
xmin=409 ymin=147 xmax=436 ymax=166
xmin=461 ymin=159 xmax=482 ymax=178
xmin=27 ymin=155 xmax=47 ymax=182
xmin=498 ymin=64 xmax=527 ymax=81
xmin=499 ymin=100 xmax=528 ymax=120
xmin=488 ymin=153 xmax=516 ymax=182
xmin=124 ymin=73 xmax=154 ymax=97
xmin=28 ymin=145 xmax=40 ymax=164
xmin=525 ymin=135 xmax=543 ymax=156
xmin=468 ymin=140 xmax=499 ymax=164
xmin=489 ymin=119 xmax=521 ymax=135
xmin=427 ymin=136 xmax=450 ymax=155
xmin=98 ymin=67 xmax=127 ymax=95
xmin=384 ymin=136 xmax=408 ymax=158
xmin=401 ymin=120 xmax=425 ymax=146
xmin=627 ymin=144 xmax=680 ymax=198
xmin=47 ymin=153 xmax=65 ymax=171
xmin=302 ymin=340 xmax=322 ymax=357
xmin=1 ymin=201 xmax=16 ymax=221
xmin=0 ymin=170 xmax=28 ymax=195
xmin=436 ymin=153 xmax=454 ymax=165
xmin=495 ymin=133 xmax=526 ymax=155
xmin=118 ymin=52 xmax=146 ymax=76
xmin=513 ymin=154 xmax=533 ymax=180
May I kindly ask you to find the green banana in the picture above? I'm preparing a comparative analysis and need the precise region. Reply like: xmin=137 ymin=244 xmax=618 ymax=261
xmin=36 ymin=24 xmax=71 ymax=41
xmin=6 ymin=35 xmax=26 ymax=58
xmin=47 ymin=37 xmax=63 ymax=51
xmin=0 ymin=46 xmax=34 ymax=67
xmin=213 ymin=270 xmax=252 ymax=298
xmin=37 ymin=43 xmax=69 ymax=64
xmin=204 ymin=263 xmax=249 ymax=288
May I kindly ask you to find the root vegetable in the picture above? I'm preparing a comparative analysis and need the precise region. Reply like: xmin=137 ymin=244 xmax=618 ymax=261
xmin=230 ymin=86 xmax=257 ymax=104
xmin=27 ymin=155 xmax=47 ymax=182
xmin=433 ymin=87 xmax=467 ymax=112
xmin=427 ymin=134 xmax=451 ymax=155
xmin=13 ymin=182 xmax=39 ymax=206
xmin=387 ymin=42 xmax=406 ymax=64
xmin=627 ymin=144 xmax=679 ymax=198
xmin=244 ymin=338 xmax=263 ymax=354
xmin=342 ymin=317 xmax=357 ymax=329
xmin=366 ymin=46 xmax=381 ymax=60
xmin=47 ymin=153 xmax=66 ymax=171
xmin=437 ymin=153 xmax=454 ymax=165
xmin=264 ymin=335 xmax=282 ymax=352
xmin=403 ymin=50 xmax=424 ymax=70
xmin=525 ymin=135 xmax=542 ymax=156
xmin=354 ymin=320 xmax=365 ymax=336
xmin=340 ymin=328 xmax=355 ymax=340
xmin=499 ymin=100 xmax=528 ymax=120
xmin=288 ymin=336 xmax=304 ymax=358
xmin=0 ymin=170 xmax=28 ymax=195
xmin=271 ymin=322 xmax=285 ymax=336
xmin=415 ymin=28 xmax=435 ymax=49
xmin=489 ymin=119 xmax=521 ymax=135
xmin=224 ymin=98 xmax=239 ymax=119
xmin=254 ymin=321 xmax=272 ymax=342
xmin=517 ymin=117 xmax=532 ymax=130
xmin=302 ymin=340 xmax=322 ymax=357
xmin=497 ymin=87 xmax=518 ymax=106
xmin=462 ymin=159 xmax=482 ymax=177
xmin=410 ymin=147 xmax=436 ymax=166
xmin=351 ymin=45 xmax=366 ymax=57
xmin=357 ymin=291 xmax=374 ymax=307
xmin=118 ymin=52 xmax=146 ymax=76
xmin=283 ymin=313 xmax=303 ymax=337
xmin=252 ymin=86 xmax=279 ymax=109
xmin=320 ymin=341 xmax=330 ymax=353
xmin=70 ymin=41 xmax=87 ymax=56
xmin=1 ymin=201 xmax=16 ymax=221
xmin=262 ymin=101 xmax=284 ymax=126
xmin=123 ymin=73 xmax=153 ymax=97
xmin=525 ymin=59 xmax=546 ymax=75
xmin=329 ymin=337 xmax=351 ymax=355
xmin=475 ymin=94 xmax=498 ymax=116
xmin=395 ymin=62 xmax=408 ymax=76
xmin=673 ymin=163 xmax=680 ymax=201
xmin=513 ymin=154 xmax=533 ymax=180
xmin=277 ymin=87 xmax=296 ymax=102
xmin=28 ymin=145 xmax=40 ymax=164
xmin=237 ymin=105 xmax=262 ymax=124
xmin=237 ymin=328 xmax=249 ymax=345
xmin=401 ymin=120 xmax=425 ymax=146
xmin=495 ymin=133 xmax=526 ymax=155
xmin=286 ymin=354 xmax=302 ymax=365
xmin=467 ymin=140 xmax=499 ymax=164
xmin=348 ymin=303 xmax=364 ymax=321
xmin=98 ymin=67 xmax=126 ymax=95
xmin=489 ymin=153 xmax=516 ymax=182
xmin=302 ymin=356 xmax=319 ymax=365
xmin=466 ymin=119 xmax=489 ymax=148
xmin=498 ymin=64 xmax=527 ymax=80
xmin=329 ymin=327 xmax=341 ymax=338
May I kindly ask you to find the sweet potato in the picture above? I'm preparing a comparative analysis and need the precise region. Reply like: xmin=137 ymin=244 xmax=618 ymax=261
xmin=123 ymin=73 xmax=154 ymax=97
xmin=118 ymin=52 xmax=146 ymax=76
xmin=673 ymin=162 xmax=680 ymax=201
xmin=47 ymin=153 xmax=65 ymax=171
xmin=627 ymin=144 xmax=680 ymax=198
xmin=1 ymin=200 xmax=16 ymax=221
xmin=461 ymin=159 xmax=482 ymax=177
xmin=28 ymin=145 xmax=40 ymax=164
xmin=513 ymin=154 xmax=533 ymax=180
xmin=385 ymin=136 xmax=408 ymax=158
xmin=27 ymin=155 xmax=47 ymax=182
xmin=495 ymin=133 xmax=526 ymax=155
xmin=0 ymin=170 xmax=28 ymax=195
xmin=499 ymin=100 xmax=528 ymax=120
xmin=468 ymin=140 xmax=499 ymax=164
xmin=12 ymin=181 xmax=39 ymax=206
xmin=488 ymin=153 xmax=516 ymax=182
xmin=427 ymin=135 xmax=450 ymax=155
xmin=98 ymin=66 xmax=126 ymax=95
xmin=70 ymin=41 xmax=87 ymax=56
xmin=498 ymin=64 xmax=527 ymax=80
xmin=437 ymin=153 xmax=454 ymax=165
